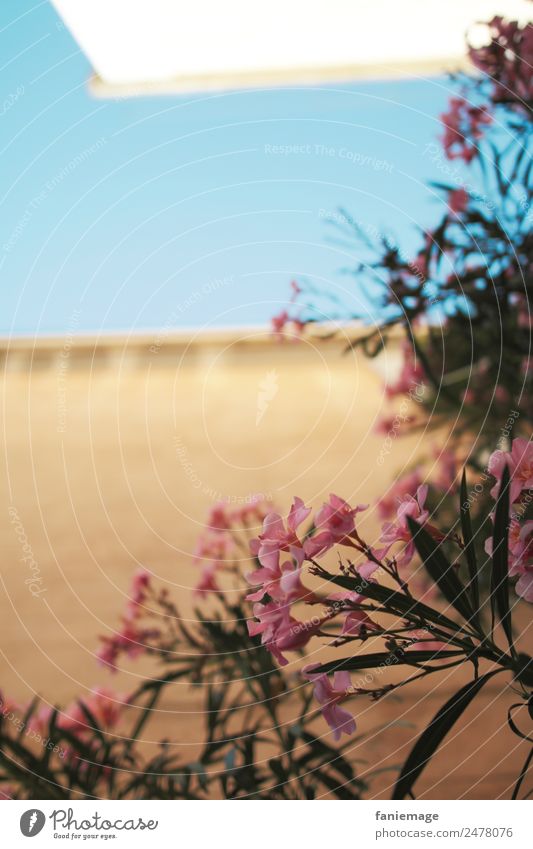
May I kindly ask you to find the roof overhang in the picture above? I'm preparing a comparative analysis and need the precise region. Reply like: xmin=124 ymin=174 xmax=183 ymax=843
xmin=50 ymin=0 xmax=532 ymax=98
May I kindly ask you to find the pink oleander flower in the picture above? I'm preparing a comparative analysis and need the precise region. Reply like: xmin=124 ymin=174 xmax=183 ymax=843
xmin=192 ymin=527 xmax=234 ymax=596
xmin=315 ymin=494 xmax=367 ymax=540
xmin=304 ymin=494 xmax=367 ymax=559
xmin=327 ymin=591 xmax=379 ymax=636
xmin=485 ymin=518 xmax=533 ymax=603
xmin=510 ymin=521 xmax=533 ymax=599
xmin=206 ymin=502 xmax=233 ymax=532
xmin=447 ymin=188 xmax=469 ymax=214
xmin=26 ymin=691 xmax=127 ymax=771
xmin=469 ymin=17 xmax=533 ymax=108
xmin=194 ymin=530 xmax=233 ymax=563
xmin=0 ymin=690 xmax=20 ymax=719
xmin=341 ymin=609 xmax=377 ymax=636
xmin=250 ymin=497 xmax=310 ymax=573
xmin=488 ymin=437 xmax=533 ymax=503
xmin=61 ymin=687 xmax=129 ymax=734
xmin=97 ymin=567 xmax=161 ymax=667
xmin=205 ymin=497 xmax=272 ymax=533
xmin=356 ymin=560 xmax=383 ymax=581
xmin=194 ymin=531 xmax=235 ymax=577
xmin=290 ymin=279 xmax=302 ymax=302
xmin=97 ymin=620 xmax=160 ymax=671
xmin=441 ymin=97 xmax=492 ymax=163
xmin=380 ymin=484 xmax=429 ymax=566
xmin=246 ymin=558 xmax=308 ymax=603
xmin=242 ymin=497 xmax=308 ymax=602
xmin=303 ymin=666 xmax=356 ymax=740
xmin=385 ymin=342 xmax=425 ymax=399
xmin=271 ymin=310 xmax=306 ymax=340
xmin=515 ymin=566 xmax=533 ymax=603
xmin=25 ymin=690 xmax=128 ymax=765
xmin=271 ymin=309 xmax=289 ymax=337
xmin=377 ymin=468 xmax=423 ymax=519
xmin=246 ymin=499 xmax=325 ymax=660
xmin=194 ymin=499 xmax=275 ymax=598
xmin=247 ymin=599 xmax=321 ymax=666
xmin=125 ymin=568 xmax=152 ymax=619
xmin=194 ymin=562 xmax=221 ymax=596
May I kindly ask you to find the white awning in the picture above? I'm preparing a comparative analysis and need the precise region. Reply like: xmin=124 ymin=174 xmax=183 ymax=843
xmin=50 ymin=0 xmax=532 ymax=97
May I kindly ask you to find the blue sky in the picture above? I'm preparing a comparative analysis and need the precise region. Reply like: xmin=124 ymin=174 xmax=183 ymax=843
xmin=0 ymin=0 xmax=465 ymax=336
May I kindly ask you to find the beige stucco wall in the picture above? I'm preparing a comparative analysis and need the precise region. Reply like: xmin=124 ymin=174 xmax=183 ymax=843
xmin=1 ymin=328 xmax=524 ymax=798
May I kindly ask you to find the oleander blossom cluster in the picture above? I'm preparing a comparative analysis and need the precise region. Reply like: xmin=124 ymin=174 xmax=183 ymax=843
xmin=0 ymin=685 xmax=129 ymax=785
xmin=97 ymin=568 xmax=160 ymax=670
xmin=27 ymin=687 xmax=128 ymax=740
xmin=94 ymin=497 xmax=273 ymax=676
xmin=468 ymin=16 xmax=533 ymax=108
xmin=440 ymin=97 xmax=492 ymax=163
xmin=244 ymin=491 xmax=436 ymax=737
xmin=246 ymin=495 xmax=377 ymax=669
xmin=243 ymin=437 xmax=533 ymax=739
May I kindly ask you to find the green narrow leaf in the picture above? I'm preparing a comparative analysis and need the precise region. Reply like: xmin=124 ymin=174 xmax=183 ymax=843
xmin=313 ymin=768 xmax=360 ymax=799
xmin=129 ymin=687 xmax=161 ymax=744
xmin=268 ymin=757 xmax=290 ymax=785
xmin=206 ymin=685 xmax=226 ymax=741
xmin=428 ymin=181 xmax=457 ymax=193
xmin=314 ymin=565 xmax=463 ymax=633
xmin=314 ymin=648 xmax=464 ymax=676
xmin=18 ymin=695 xmax=39 ymax=739
xmin=0 ymin=730 xmax=68 ymax=798
xmin=512 ymin=747 xmax=533 ymax=800
xmin=40 ymin=707 xmax=58 ymax=770
xmin=298 ymin=731 xmax=354 ymax=781
xmin=460 ymin=469 xmax=480 ymax=619
xmin=54 ymin=727 xmax=98 ymax=766
xmin=131 ymin=666 xmax=193 ymax=700
xmin=76 ymin=701 xmax=106 ymax=744
xmin=393 ymin=671 xmax=498 ymax=799
xmin=491 ymin=465 xmax=514 ymax=652
xmin=407 ymin=517 xmax=477 ymax=628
